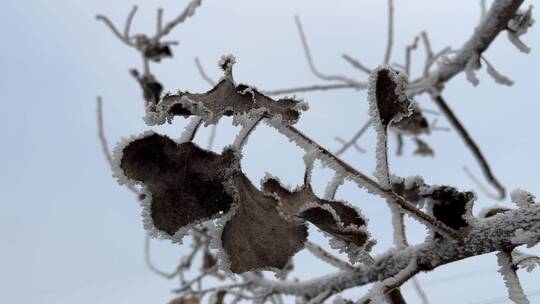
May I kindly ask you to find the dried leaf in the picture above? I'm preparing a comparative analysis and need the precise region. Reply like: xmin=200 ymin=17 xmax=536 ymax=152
xmin=390 ymin=176 xmax=427 ymax=205
xmin=413 ymin=138 xmax=434 ymax=157
xmin=169 ymin=297 xmax=199 ymax=304
xmin=425 ymin=186 xmax=475 ymax=235
xmin=130 ymin=69 xmax=163 ymax=104
xmin=261 ymin=178 xmax=370 ymax=248
xmin=208 ymin=291 xmax=226 ymax=304
xmin=133 ymin=35 xmax=173 ymax=62
xmin=154 ymin=79 xmax=307 ymax=125
xmin=119 ymin=133 xmax=235 ymax=237
xmin=221 ymin=174 xmax=308 ymax=273
xmin=202 ymin=250 xmax=217 ymax=270
xmin=369 ymin=67 xmax=411 ymax=127
xmin=144 ymin=44 xmax=172 ymax=62
xmin=481 ymin=207 xmax=512 ymax=218
xmin=391 ymin=103 xmax=429 ymax=135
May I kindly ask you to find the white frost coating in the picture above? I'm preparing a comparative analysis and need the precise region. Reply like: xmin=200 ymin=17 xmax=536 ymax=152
xmin=508 ymin=32 xmax=531 ymax=53
xmin=507 ymin=6 xmax=534 ymax=53
xmin=241 ymin=204 xmax=540 ymax=298
xmin=209 ymin=181 xmax=240 ymax=276
xmin=218 ymin=54 xmax=237 ymax=81
xmin=389 ymin=205 xmax=407 ymax=250
xmin=324 ymin=172 xmax=345 ymax=200
xmin=305 ymin=241 xmax=353 ymax=271
xmin=465 ymin=53 xmax=480 ymax=86
xmin=177 ymin=116 xmax=202 ymax=143
xmin=366 ymin=66 xmax=411 ymax=188
xmin=497 ymin=251 xmax=530 ymax=304
xmin=511 ymin=229 xmax=539 ymax=248
xmin=485 ymin=60 xmax=514 ymax=86
xmin=357 ymin=254 xmax=418 ymax=304
xmin=231 ymin=114 xmax=261 ymax=150
xmin=333 ymin=296 xmax=350 ymax=304
xmin=303 ymin=147 xmax=320 ymax=184
xmin=511 ymin=188 xmax=536 ymax=208
xmin=512 ymin=250 xmax=540 ymax=272
xmin=144 ymin=95 xmax=214 ymax=126
xmin=237 ymin=83 xmax=257 ymax=102
xmin=111 ymin=131 xmax=220 ymax=244
xmin=111 ymin=130 xmax=156 ymax=187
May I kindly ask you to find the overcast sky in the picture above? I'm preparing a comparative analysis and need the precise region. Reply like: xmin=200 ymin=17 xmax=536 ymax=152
xmin=1 ymin=0 xmax=539 ymax=303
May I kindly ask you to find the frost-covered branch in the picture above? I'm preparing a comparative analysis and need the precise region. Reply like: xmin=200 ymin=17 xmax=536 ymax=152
xmin=408 ymin=0 xmax=525 ymax=94
xmin=246 ymin=203 xmax=540 ymax=298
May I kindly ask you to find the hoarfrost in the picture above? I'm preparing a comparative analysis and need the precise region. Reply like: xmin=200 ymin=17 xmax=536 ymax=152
xmin=511 ymin=188 xmax=536 ymax=208
xmin=511 ymin=229 xmax=539 ymax=248
xmin=496 ymin=251 xmax=530 ymax=304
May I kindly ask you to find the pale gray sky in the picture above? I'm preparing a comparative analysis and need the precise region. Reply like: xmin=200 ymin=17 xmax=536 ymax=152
xmin=1 ymin=0 xmax=539 ymax=303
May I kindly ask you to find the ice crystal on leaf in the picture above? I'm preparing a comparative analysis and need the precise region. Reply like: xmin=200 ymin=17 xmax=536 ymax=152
xmin=261 ymin=177 xmax=372 ymax=252
xmin=114 ymin=132 xmax=308 ymax=274
xmin=145 ymin=59 xmax=308 ymax=126
xmin=221 ymin=173 xmax=308 ymax=273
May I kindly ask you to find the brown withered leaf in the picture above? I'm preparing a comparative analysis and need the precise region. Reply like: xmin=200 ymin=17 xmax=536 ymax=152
xmin=371 ymin=67 xmax=411 ymax=126
xmin=425 ymin=186 xmax=475 ymax=237
xmin=413 ymin=138 xmax=434 ymax=157
xmin=208 ymin=291 xmax=226 ymax=304
xmin=390 ymin=176 xmax=427 ymax=205
xmin=156 ymin=79 xmax=306 ymax=124
xmin=480 ymin=207 xmax=512 ymax=218
xmin=130 ymin=69 xmax=163 ymax=104
xmin=202 ymin=250 xmax=217 ymax=270
xmin=119 ymin=133 xmax=235 ymax=236
xmin=221 ymin=174 xmax=308 ymax=273
xmin=169 ymin=296 xmax=199 ymax=304
xmin=391 ymin=103 xmax=430 ymax=135
xmin=261 ymin=178 xmax=370 ymax=248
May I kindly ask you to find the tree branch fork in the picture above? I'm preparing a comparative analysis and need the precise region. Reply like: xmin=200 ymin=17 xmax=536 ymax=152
xmin=249 ymin=203 xmax=540 ymax=298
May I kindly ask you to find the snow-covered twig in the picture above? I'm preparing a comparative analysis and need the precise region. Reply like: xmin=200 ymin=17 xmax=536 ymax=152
xmin=497 ymin=250 xmax=530 ymax=304
xmin=305 ymin=241 xmax=354 ymax=272
xmin=268 ymin=122 xmax=460 ymax=239
xmin=408 ymin=0 xmax=525 ymax=95
xmin=265 ymin=83 xmax=363 ymax=96
xmin=244 ymin=203 xmax=540 ymax=298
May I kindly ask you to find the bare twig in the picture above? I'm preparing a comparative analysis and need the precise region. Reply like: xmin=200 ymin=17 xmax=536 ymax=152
xmin=430 ymin=93 xmax=505 ymax=199
xmin=342 ymin=54 xmax=371 ymax=74
xmin=195 ymin=57 xmax=217 ymax=86
xmin=404 ymin=36 xmax=420 ymax=76
xmin=294 ymin=15 xmax=359 ymax=85
xmin=384 ymin=0 xmax=395 ymax=65
xmin=96 ymin=97 xmax=139 ymax=195
xmin=265 ymin=83 xmax=363 ymax=96
xmin=96 ymin=97 xmax=114 ymax=168
xmin=153 ymin=0 xmax=203 ymax=42
xmin=305 ymin=241 xmax=354 ymax=271
xmin=124 ymin=6 xmax=138 ymax=39
xmin=334 ymin=120 xmax=371 ymax=156
xmin=144 ymin=234 xmax=178 ymax=279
